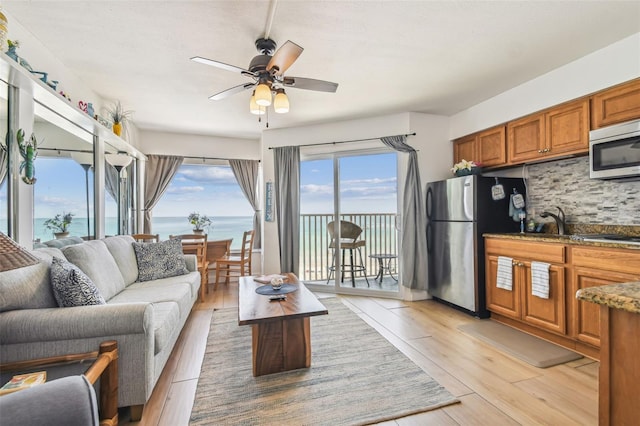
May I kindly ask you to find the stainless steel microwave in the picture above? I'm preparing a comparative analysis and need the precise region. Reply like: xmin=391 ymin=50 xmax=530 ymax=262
xmin=589 ymin=119 xmax=640 ymax=181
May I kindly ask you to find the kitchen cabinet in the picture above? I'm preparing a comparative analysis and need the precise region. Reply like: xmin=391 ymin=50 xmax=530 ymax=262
xmin=453 ymin=134 xmax=477 ymax=165
xmin=485 ymin=239 xmax=566 ymax=335
xmin=507 ymin=99 xmax=589 ymax=164
xmin=477 ymin=126 xmax=507 ymax=167
xmin=591 ymin=78 xmax=640 ymax=129
xmin=453 ymin=125 xmax=507 ymax=167
xmin=570 ymin=246 xmax=640 ymax=348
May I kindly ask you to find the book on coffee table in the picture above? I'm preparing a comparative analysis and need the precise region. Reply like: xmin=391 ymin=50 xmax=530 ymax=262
xmin=0 ymin=371 xmax=47 ymax=395
xmin=253 ymin=274 xmax=288 ymax=284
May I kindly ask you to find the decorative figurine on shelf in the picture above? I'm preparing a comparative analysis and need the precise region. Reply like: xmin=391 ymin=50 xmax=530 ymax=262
xmin=6 ymin=39 xmax=18 ymax=61
xmin=87 ymin=103 xmax=94 ymax=118
xmin=59 ymin=90 xmax=71 ymax=101
xmin=16 ymin=128 xmax=38 ymax=185
xmin=78 ymin=100 xmax=88 ymax=113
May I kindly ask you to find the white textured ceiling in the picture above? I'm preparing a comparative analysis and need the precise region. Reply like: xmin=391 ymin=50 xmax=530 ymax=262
xmin=4 ymin=1 xmax=640 ymax=140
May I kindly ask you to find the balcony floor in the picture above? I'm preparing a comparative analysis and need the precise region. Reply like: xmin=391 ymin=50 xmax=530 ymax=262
xmin=305 ymin=275 xmax=399 ymax=292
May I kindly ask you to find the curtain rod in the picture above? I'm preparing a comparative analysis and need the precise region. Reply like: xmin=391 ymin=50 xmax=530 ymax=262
xmin=181 ymin=155 xmax=260 ymax=163
xmin=268 ymin=132 xmax=416 ymax=149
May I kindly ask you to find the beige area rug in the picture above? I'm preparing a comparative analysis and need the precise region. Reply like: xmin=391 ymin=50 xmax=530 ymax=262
xmin=458 ymin=320 xmax=582 ymax=368
xmin=190 ymin=298 xmax=458 ymax=425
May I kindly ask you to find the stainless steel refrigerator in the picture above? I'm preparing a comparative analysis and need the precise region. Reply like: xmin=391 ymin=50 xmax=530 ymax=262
xmin=426 ymin=175 xmax=526 ymax=317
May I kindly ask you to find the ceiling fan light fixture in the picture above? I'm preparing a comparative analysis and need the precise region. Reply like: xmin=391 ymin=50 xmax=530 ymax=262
xmin=249 ymin=92 xmax=265 ymax=115
xmin=274 ymin=89 xmax=290 ymax=114
xmin=255 ymin=82 xmax=272 ymax=106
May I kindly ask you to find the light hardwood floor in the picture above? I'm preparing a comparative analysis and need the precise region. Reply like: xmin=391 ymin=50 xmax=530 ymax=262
xmin=126 ymin=280 xmax=598 ymax=425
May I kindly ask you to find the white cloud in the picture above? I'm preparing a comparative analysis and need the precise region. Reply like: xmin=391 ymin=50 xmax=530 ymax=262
xmin=166 ymin=185 xmax=205 ymax=194
xmin=178 ymin=166 xmax=236 ymax=184
xmin=301 ymin=183 xmax=333 ymax=195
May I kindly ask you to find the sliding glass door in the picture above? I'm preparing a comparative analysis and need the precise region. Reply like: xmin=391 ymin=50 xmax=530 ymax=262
xmin=300 ymin=149 xmax=399 ymax=296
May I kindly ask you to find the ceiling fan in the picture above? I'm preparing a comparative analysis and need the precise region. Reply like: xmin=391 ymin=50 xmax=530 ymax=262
xmin=191 ymin=37 xmax=338 ymax=114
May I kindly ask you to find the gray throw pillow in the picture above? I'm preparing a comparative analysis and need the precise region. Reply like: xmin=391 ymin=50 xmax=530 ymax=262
xmin=132 ymin=239 xmax=188 ymax=282
xmin=50 ymin=257 xmax=106 ymax=307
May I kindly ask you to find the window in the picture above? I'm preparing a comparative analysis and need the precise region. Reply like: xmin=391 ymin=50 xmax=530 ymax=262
xmin=152 ymin=163 xmax=254 ymax=249
xmin=33 ymin=156 xmax=94 ymax=242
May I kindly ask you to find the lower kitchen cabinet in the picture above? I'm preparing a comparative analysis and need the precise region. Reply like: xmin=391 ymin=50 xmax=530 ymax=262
xmin=485 ymin=237 xmax=640 ymax=360
xmin=485 ymin=240 xmax=566 ymax=335
xmin=570 ymin=246 xmax=640 ymax=349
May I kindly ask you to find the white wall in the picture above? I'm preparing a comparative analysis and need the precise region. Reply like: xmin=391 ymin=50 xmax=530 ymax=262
xmin=138 ymin=130 xmax=259 ymax=159
xmin=450 ymin=32 xmax=640 ymax=139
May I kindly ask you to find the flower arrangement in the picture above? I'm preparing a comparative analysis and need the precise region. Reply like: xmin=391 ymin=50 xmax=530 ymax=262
xmin=43 ymin=212 xmax=74 ymax=234
xmin=188 ymin=212 xmax=212 ymax=231
xmin=450 ymin=159 xmax=481 ymax=176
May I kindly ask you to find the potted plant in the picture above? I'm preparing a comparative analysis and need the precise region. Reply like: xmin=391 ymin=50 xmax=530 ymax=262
xmin=105 ymin=100 xmax=133 ymax=137
xmin=451 ymin=159 xmax=482 ymax=177
xmin=188 ymin=212 xmax=212 ymax=234
xmin=44 ymin=212 xmax=75 ymax=239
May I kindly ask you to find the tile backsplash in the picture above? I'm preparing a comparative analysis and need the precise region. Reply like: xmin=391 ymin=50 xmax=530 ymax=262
xmin=525 ymin=156 xmax=640 ymax=225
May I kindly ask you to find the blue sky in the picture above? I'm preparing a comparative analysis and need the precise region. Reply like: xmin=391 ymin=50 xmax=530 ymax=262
xmin=300 ymin=152 xmax=398 ymax=214
xmin=14 ymin=151 xmax=398 ymax=221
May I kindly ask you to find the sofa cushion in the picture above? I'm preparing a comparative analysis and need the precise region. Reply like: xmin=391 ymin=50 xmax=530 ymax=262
xmin=0 ymin=249 xmax=63 ymax=312
xmin=126 ymin=271 xmax=201 ymax=301
xmin=62 ymin=241 xmax=125 ymax=301
xmin=50 ymin=257 xmax=106 ymax=307
xmin=103 ymin=235 xmax=138 ymax=285
xmin=132 ymin=239 xmax=188 ymax=282
xmin=108 ymin=282 xmax=193 ymax=318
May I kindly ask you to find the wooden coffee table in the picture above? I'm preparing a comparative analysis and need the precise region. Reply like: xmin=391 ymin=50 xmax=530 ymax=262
xmin=238 ymin=273 xmax=328 ymax=376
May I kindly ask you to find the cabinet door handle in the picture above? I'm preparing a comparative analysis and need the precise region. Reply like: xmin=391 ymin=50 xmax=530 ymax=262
xmin=537 ymin=149 xmax=543 ymax=153
xmin=544 ymin=148 xmax=550 ymax=153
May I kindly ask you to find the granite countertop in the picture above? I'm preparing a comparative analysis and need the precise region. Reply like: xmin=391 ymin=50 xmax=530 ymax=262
xmin=483 ymin=232 xmax=640 ymax=250
xmin=576 ymin=282 xmax=640 ymax=314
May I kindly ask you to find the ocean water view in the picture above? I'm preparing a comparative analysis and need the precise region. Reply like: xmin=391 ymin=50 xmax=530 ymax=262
xmin=18 ymin=216 xmax=254 ymax=250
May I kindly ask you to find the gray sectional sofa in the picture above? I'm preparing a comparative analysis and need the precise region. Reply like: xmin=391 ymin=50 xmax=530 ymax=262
xmin=0 ymin=235 xmax=201 ymax=414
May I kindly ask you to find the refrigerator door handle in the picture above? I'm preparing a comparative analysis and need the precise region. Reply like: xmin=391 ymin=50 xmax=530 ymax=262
xmin=426 ymin=186 xmax=433 ymax=220
xmin=426 ymin=222 xmax=433 ymax=254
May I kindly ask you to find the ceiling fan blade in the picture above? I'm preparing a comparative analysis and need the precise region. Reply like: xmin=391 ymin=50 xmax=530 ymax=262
xmin=191 ymin=56 xmax=256 ymax=76
xmin=267 ymin=41 xmax=303 ymax=76
xmin=282 ymin=77 xmax=338 ymax=93
xmin=209 ymin=82 xmax=256 ymax=101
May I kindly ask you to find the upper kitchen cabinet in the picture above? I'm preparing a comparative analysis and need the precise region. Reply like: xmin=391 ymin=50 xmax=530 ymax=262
xmin=507 ymin=99 xmax=589 ymax=164
xmin=591 ymin=78 xmax=640 ymax=129
xmin=453 ymin=125 xmax=507 ymax=167
xmin=477 ymin=126 xmax=507 ymax=167
xmin=453 ymin=133 xmax=477 ymax=164
xmin=507 ymin=113 xmax=545 ymax=163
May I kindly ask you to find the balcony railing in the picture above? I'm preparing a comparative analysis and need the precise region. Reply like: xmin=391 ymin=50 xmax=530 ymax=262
xmin=300 ymin=213 xmax=398 ymax=282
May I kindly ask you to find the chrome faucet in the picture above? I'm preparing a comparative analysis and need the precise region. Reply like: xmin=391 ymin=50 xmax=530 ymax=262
xmin=540 ymin=207 xmax=566 ymax=235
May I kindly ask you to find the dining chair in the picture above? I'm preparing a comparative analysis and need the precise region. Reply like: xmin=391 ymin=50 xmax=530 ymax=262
xmin=326 ymin=220 xmax=370 ymax=287
xmin=206 ymin=238 xmax=233 ymax=285
xmin=131 ymin=233 xmax=160 ymax=242
xmin=214 ymin=230 xmax=254 ymax=290
xmin=170 ymin=234 xmax=208 ymax=302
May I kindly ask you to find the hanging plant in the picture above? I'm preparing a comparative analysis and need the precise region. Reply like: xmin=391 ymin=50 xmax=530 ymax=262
xmin=17 ymin=128 xmax=38 ymax=185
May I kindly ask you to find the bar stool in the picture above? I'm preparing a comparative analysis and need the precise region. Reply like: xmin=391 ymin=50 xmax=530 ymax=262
xmin=326 ymin=220 xmax=370 ymax=287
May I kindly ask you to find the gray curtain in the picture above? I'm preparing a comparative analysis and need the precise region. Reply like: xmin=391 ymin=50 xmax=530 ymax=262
xmin=143 ymin=155 xmax=183 ymax=233
xmin=0 ymin=142 xmax=6 ymax=185
xmin=381 ymin=135 xmax=427 ymax=290
xmin=105 ymin=161 xmax=119 ymax=201
xmin=229 ymin=159 xmax=261 ymax=249
xmin=273 ymin=146 xmax=300 ymax=275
